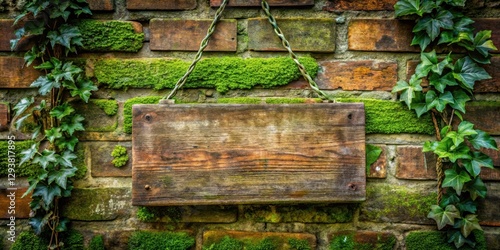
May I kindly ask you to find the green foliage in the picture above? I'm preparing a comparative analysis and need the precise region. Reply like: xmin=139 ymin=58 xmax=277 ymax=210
xmin=393 ymin=0 xmax=498 ymax=248
xmin=136 ymin=207 xmax=156 ymax=222
xmin=111 ymin=145 xmax=129 ymax=168
xmin=10 ymin=1 xmax=95 ymax=249
xmin=61 ymin=230 xmax=85 ymax=250
xmin=88 ymin=235 xmax=105 ymax=250
xmin=123 ymin=96 xmax=163 ymax=134
xmin=329 ymin=233 xmax=395 ymax=250
xmin=288 ymin=238 xmax=311 ymax=250
xmin=405 ymin=231 xmax=486 ymax=250
xmin=246 ymin=238 xmax=278 ymax=250
xmin=90 ymin=99 xmax=118 ymax=116
xmin=11 ymin=231 xmax=47 ymax=250
xmin=128 ymin=231 xmax=195 ymax=250
xmin=136 ymin=206 xmax=182 ymax=222
xmin=94 ymin=57 xmax=318 ymax=93
xmin=366 ymin=144 xmax=383 ymax=175
xmin=203 ymin=236 xmax=243 ymax=250
xmin=77 ymin=20 xmax=144 ymax=52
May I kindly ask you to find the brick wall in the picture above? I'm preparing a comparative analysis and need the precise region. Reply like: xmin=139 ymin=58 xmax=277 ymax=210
xmin=1 ymin=0 xmax=499 ymax=249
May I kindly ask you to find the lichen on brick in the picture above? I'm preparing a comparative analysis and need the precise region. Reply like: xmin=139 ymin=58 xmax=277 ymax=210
xmin=94 ymin=57 xmax=318 ymax=93
xmin=405 ymin=231 xmax=486 ymax=250
xmin=337 ymin=98 xmax=435 ymax=134
xmin=77 ymin=20 xmax=144 ymax=52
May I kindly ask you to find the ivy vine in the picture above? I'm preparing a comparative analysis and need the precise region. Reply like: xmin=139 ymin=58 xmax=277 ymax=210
xmin=10 ymin=0 xmax=95 ymax=249
xmin=393 ymin=0 xmax=498 ymax=248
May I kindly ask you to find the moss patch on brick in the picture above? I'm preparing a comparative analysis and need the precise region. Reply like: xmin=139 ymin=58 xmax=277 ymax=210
xmin=204 ymin=235 xmax=310 ymax=250
xmin=360 ymin=184 xmax=437 ymax=223
xmin=62 ymin=188 xmax=129 ymax=221
xmin=244 ymin=204 xmax=355 ymax=223
xmin=90 ymin=99 xmax=118 ymax=116
xmin=337 ymin=98 xmax=435 ymax=134
xmin=406 ymin=231 xmax=486 ymax=250
xmin=78 ymin=20 xmax=144 ymax=52
xmin=288 ymin=238 xmax=312 ymax=250
xmin=128 ymin=231 xmax=195 ymax=250
xmin=123 ymin=96 xmax=163 ymax=134
xmin=10 ymin=230 xmax=84 ymax=250
xmin=329 ymin=232 xmax=396 ymax=250
xmin=94 ymin=57 xmax=318 ymax=93
xmin=111 ymin=145 xmax=129 ymax=168
xmin=136 ymin=206 xmax=182 ymax=222
xmin=88 ymin=235 xmax=105 ymax=250
xmin=217 ymin=97 xmax=322 ymax=104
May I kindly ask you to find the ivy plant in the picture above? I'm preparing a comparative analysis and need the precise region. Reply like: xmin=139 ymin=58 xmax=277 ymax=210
xmin=10 ymin=0 xmax=95 ymax=249
xmin=393 ymin=0 xmax=498 ymax=248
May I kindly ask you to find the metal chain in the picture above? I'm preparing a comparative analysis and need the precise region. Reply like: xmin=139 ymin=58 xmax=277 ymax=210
xmin=163 ymin=0 xmax=333 ymax=101
xmin=162 ymin=0 xmax=229 ymax=100
xmin=260 ymin=0 xmax=333 ymax=101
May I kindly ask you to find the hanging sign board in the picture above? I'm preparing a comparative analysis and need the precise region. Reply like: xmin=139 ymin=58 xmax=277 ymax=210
xmin=132 ymin=103 xmax=366 ymax=206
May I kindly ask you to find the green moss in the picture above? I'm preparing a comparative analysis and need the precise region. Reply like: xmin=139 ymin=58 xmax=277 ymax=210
xmin=88 ymin=235 xmax=105 ymax=250
xmin=128 ymin=231 xmax=195 ymax=250
xmin=94 ymin=57 xmax=318 ymax=93
xmin=61 ymin=230 xmax=85 ymax=250
xmin=247 ymin=237 xmax=279 ymax=250
xmin=0 ymin=140 xmax=40 ymax=178
xmin=330 ymin=233 xmax=396 ymax=250
xmin=218 ymin=97 xmax=263 ymax=104
xmin=288 ymin=238 xmax=311 ymax=250
xmin=136 ymin=206 xmax=182 ymax=222
xmin=123 ymin=96 xmax=163 ymax=134
xmin=337 ymin=98 xmax=435 ymax=134
xmin=90 ymin=99 xmax=118 ymax=116
xmin=245 ymin=204 xmax=354 ymax=223
xmin=406 ymin=231 xmax=486 ymax=250
xmin=78 ymin=20 xmax=144 ymax=52
xmin=10 ymin=231 xmax=47 ymax=250
xmin=203 ymin=236 xmax=243 ymax=250
xmin=264 ymin=98 xmax=322 ymax=104
xmin=111 ymin=145 xmax=129 ymax=168
xmin=362 ymin=184 xmax=437 ymax=221
xmin=73 ymin=145 xmax=87 ymax=180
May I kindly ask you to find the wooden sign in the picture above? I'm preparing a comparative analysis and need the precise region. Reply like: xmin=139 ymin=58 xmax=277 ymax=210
xmin=132 ymin=103 xmax=366 ymax=206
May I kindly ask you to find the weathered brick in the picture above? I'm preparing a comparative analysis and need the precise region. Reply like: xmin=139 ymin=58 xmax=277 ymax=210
xmin=329 ymin=231 xmax=396 ymax=249
xmin=0 ymin=103 xmax=8 ymax=131
xmin=127 ymin=0 xmax=196 ymax=10
xmin=0 ymin=57 xmax=39 ymax=88
xmin=87 ymin=142 xmax=131 ymax=177
xmin=203 ymin=231 xmax=316 ymax=249
xmin=396 ymin=146 xmax=438 ymax=180
xmin=138 ymin=206 xmax=238 ymax=223
xmin=478 ymin=183 xmax=500 ymax=226
xmin=243 ymin=204 xmax=355 ymax=223
xmin=460 ymin=102 xmax=500 ymax=135
xmin=480 ymin=137 xmax=500 ymax=181
xmin=0 ymin=20 xmax=19 ymax=51
xmin=0 ymin=187 xmax=31 ymax=218
xmin=87 ymin=0 xmax=114 ymax=11
xmin=349 ymin=19 xmax=418 ymax=52
xmin=76 ymin=100 xmax=118 ymax=133
xmin=318 ymin=60 xmax=397 ymax=91
xmin=62 ymin=188 xmax=131 ymax=221
xmin=324 ymin=0 xmax=397 ymax=11
xmin=367 ymin=145 xmax=387 ymax=179
xmin=149 ymin=19 xmax=237 ymax=51
xmin=248 ymin=18 xmax=335 ymax=52
xmin=211 ymin=0 xmax=314 ymax=7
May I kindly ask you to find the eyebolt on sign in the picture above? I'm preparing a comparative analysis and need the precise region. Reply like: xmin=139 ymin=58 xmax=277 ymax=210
xmin=6 ymin=134 xmax=17 ymax=243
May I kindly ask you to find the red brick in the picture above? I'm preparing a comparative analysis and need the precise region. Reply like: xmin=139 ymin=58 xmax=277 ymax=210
xmin=0 ymin=187 xmax=31 ymax=218
xmin=149 ymin=19 xmax=237 ymax=51
xmin=0 ymin=20 xmax=19 ymax=51
xmin=349 ymin=19 xmax=418 ymax=52
xmin=318 ymin=60 xmax=397 ymax=91
xmin=460 ymin=102 xmax=500 ymax=135
xmin=87 ymin=0 xmax=114 ymax=11
xmin=0 ymin=57 xmax=40 ymax=88
xmin=367 ymin=145 xmax=387 ymax=178
xmin=478 ymin=183 xmax=500 ymax=226
xmin=324 ymin=0 xmax=397 ymax=11
xmin=210 ymin=0 xmax=314 ymax=7
xmin=248 ymin=18 xmax=335 ymax=52
xmin=396 ymin=146 xmax=438 ymax=180
xmin=127 ymin=0 xmax=196 ymax=10
xmin=0 ymin=103 xmax=8 ymax=131
xmin=480 ymin=138 xmax=500 ymax=181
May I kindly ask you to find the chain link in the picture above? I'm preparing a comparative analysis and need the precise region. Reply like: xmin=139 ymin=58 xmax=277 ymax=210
xmin=163 ymin=0 xmax=333 ymax=101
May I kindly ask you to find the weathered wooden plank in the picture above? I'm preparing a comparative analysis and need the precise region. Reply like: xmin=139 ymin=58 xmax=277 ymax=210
xmin=132 ymin=104 xmax=366 ymax=206
xmin=0 ymin=103 xmax=9 ymax=131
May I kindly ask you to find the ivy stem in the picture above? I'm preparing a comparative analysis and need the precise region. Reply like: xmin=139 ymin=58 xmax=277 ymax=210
xmin=448 ymin=109 xmax=455 ymax=126
xmin=431 ymin=111 xmax=444 ymax=203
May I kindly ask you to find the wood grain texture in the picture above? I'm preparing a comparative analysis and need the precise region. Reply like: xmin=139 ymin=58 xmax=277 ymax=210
xmin=132 ymin=104 xmax=366 ymax=206
xmin=0 ymin=103 xmax=8 ymax=131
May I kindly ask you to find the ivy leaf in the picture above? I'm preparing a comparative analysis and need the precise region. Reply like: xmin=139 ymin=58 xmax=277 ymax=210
xmin=442 ymin=168 xmax=471 ymax=195
xmin=440 ymin=192 xmax=460 ymax=207
xmin=20 ymin=143 xmax=38 ymax=166
xmin=466 ymin=177 xmax=487 ymax=200
xmin=71 ymin=77 xmax=98 ymax=103
xmin=425 ymin=90 xmax=454 ymax=112
xmin=447 ymin=230 xmax=475 ymax=249
xmin=48 ymin=166 xmax=77 ymax=190
xmin=15 ymin=114 xmax=31 ymax=130
xmin=456 ymin=215 xmax=482 ymax=238
xmin=449 ymin=89 xmax=470 ymax=114
xmin=57 ymin=150 xmax=77 ymax=168
xmin=427 ymin=204 xmax=461 ymax=230
xmin=462 ymin=151 xmax=494 ymax=177
xmin=50 ymin=103 xmax=75 ymax=120
xmin=45 ymin=127 xmax=63 ymax=143
xmin=366 ymin=144 xmax=382 ymax=173
xmin=423 ymin=140 xmax=439 ymax=152
xmin=411 ymin=30 xmax=432 ymax=51
xmin=469 ymin=129 xmax=498 ymax=150
xmin=457 ymin=199 xmax=477 ymax=214
xmin=429 ymin=72 xmax=457 ymax=93
xmin=32 ymin=149 xmax=57 ymax=169
xmin=392 ymin=75 xmax=423 ymax=108
xmin=56 ymin=136 xmax=79 ymax=152
xmin=415 ymin=50 xmax=438 ymax=77
xmin=29 ymin=212 xmax=52 ymax=235
xmin=453 ymin=57 xmax=491 ymax=92
xmin=445 ymin=121 xmax=476 ymax=147
xmin=33 ymin=183 xmax=62 ymax=209
xmin=34 ymin=60 xmax=55 ymax=70
xmin=473 ymin=30 xmax=497 ymax=58
xmin=394 ymin=0 xmax=435 ymax=17
xmin=13 ymin=96 xmax=34 ymax=116
xmin=61 ymin=114 xmax=85 ymax=135
xmin=31 ymin=76 xmax=60 ymax=96
xmin=413 ymin=9 xmax=454 ymax=41
xmin=433 ymin=138 xmax=471 ymax=162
